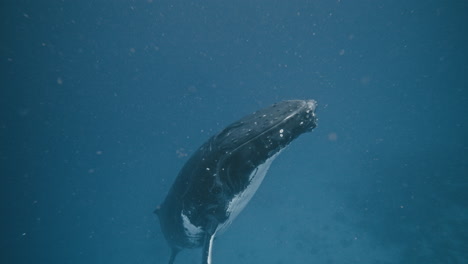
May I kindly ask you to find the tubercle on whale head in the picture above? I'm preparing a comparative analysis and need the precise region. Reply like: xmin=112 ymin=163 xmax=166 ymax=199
xmin=306 ymin=99 xmax=317 ymax=112
xmin=304 ymin=100 xmax=318 ymax=131
xmin=280 ymin=99 xmax=318 ymax=134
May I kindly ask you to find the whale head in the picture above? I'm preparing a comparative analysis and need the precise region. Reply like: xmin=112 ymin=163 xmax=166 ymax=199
xmin=214 ymin=100 xmax=317 ymax=153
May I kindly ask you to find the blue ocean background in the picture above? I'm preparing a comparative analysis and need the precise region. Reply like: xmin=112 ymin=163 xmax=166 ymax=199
xmin=1 ymin=0 xmax=467 ymax=263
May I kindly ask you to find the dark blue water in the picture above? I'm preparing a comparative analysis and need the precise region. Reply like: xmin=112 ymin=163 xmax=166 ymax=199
xmin=1 ymin=1 xmax=467 ymax=263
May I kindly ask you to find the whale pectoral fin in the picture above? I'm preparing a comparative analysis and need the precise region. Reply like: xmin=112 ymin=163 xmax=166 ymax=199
xmin=201 ymin=232 xmax=216 ymax=264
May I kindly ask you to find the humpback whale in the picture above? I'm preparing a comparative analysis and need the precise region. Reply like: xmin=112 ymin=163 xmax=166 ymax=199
xmin=155 ymin=100 xmax=318 ymax=264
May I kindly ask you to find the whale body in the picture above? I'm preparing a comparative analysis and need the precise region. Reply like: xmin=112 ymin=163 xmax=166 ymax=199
xmin=155 ymin=100 xmax=318 ymax=264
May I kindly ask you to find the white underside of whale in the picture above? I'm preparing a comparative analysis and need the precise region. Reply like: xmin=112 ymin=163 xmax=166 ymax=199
xmin=216 ymin=149 xmax=284 ymax=234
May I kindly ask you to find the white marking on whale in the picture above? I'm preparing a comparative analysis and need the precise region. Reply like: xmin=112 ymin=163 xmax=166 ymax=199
xmin=181 ymin=212 xmax=203 ymax=243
